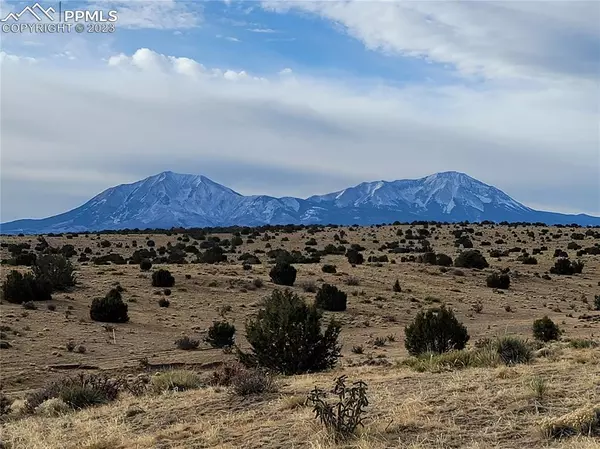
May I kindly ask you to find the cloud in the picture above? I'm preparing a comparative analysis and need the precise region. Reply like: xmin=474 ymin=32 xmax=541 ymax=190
xmin=262 ymin=0 xmax=600 ymax=82
xmin=1 ymin=46 xmax=598 ymax=221
xmin=247 ymin=28 xmax=277 ymax=33
xmin=0 ymin=51 xmax=37 ymax=64
xmin=88 ymin=0 xmax=201 ymax=30
xmin=106 ymin=48 xmax=266 ymax=82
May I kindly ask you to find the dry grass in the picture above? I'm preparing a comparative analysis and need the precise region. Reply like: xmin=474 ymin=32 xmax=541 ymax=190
xmin=1 ymin=224 xmax=599 ymax=447
xmin=1 ymin=353 xmax=598 ymax=448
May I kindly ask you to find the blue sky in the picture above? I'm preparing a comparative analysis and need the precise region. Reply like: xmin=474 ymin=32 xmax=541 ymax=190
xmin=1 ymin=0 xmax=599 ymax=221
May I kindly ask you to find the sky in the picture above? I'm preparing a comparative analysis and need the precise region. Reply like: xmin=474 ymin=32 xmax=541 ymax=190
xmin=0 ymin=0 xmax=599 ymax=222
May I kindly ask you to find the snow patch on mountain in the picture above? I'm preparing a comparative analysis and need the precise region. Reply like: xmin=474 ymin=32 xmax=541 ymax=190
xmin=1 ymin=170 xmax=597 ymax=234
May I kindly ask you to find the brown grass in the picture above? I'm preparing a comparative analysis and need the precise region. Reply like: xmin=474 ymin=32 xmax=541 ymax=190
xmin=1 ymin=224 xmax=599 ymax=447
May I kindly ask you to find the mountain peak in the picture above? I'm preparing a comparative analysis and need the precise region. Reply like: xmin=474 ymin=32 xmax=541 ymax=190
xmin=424 ymin=171 xmax=477 ymax=183
xmin=2 ymin=171 xmax=598 ymax=234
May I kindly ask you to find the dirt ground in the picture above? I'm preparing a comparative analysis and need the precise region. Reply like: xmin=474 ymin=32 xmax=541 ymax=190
xmin=0 ymin=223 xmax=598 ymax=448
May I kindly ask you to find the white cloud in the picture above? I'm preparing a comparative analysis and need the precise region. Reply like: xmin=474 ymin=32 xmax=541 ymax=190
xmin=248 ymin=28 xmax=277 ymax=33
xmin=105 ymin=48 xmax=267 ymax=82
xmin=262 ymin=0 xmax=600 ymax=82
xmin=88 ymin=0 xmax=201 ymax=30
xmin=1 ymin=46 xmax=598 ymax=221
xmin=0 ymin=51 xmax=37 ymax=64
xmin=223 ymin=69 xmax=248 ymax=81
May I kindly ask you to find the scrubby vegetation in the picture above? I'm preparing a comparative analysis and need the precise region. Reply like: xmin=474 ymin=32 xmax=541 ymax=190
xmin=550 ymin=258 xmax=584 ymax=275
xmin=2 ymin=270 xmax=52 ymax=304
xmin=308 ymin=375 xmax=368 ymax=440
xmin=533 ymin=316 xmax=561 ymax=342
xmin=90 ymin=288 xmax=129 ymax=323
xmin=26 ymin=374 xmax=120 ymax=412
xmin=238 ymin=289 xmax=341 ymax=374
xmin=454 ymin=250 xmax=489 ymax=269
xmin=486 ymin=272 xmax=510 ymax=289
xmin=205 ymin=321 xmax=236 ymax=348
xmin=315 ymin=283 xmax=347 ymax=311
xmin=30 ymin=254 xmax=76 ymax=291
xmin=269 ymin=261 xmax=297 ymax=286
xmin=404 ymin=306 xmax=469 ymax=355
xmin=0 ymin=222 xmax=598 ymax=448
xmin=152 ymin=269 xmax=175 ymax=287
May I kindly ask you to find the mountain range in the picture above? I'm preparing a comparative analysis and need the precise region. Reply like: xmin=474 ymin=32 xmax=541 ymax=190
xmin=2 ymin=171 xmax=599 ymax=234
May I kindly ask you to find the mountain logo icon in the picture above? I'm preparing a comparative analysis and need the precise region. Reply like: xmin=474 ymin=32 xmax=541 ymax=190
xmin=1 ymin=2 xmax=56 ymax=22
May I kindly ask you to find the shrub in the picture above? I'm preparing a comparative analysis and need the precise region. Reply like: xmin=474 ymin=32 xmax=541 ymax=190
xmin=232 ymin=368 xmax=276 ymax=396
xmin=404 ymin=306 xmax=469 ymax=355
xmin=435 ymin=253 xmax=453 ymax=266
xmin=27 ymin=374 xmax=119 ymax=412
xmin=402 ymin=348 xmax=499 ymax=372
xmin=486 ymin=272 xmax=510 ymax=289
xmin=417 ymin=251 xmax=436 ymax=265
xmin=60 ymin=384 xmax=109 ymax=409
xmin=521 ymin=256 xmax=538 ymax=264
xmin=210 ymin=361 xmax=247 ymax=386
xmin=495 ymin=336 xmax=532 ymax=365
xmin=198 ymin=247 xmax=227 ymax=264
xmin=321 ymin=264 xmax=337 ymax=274
xmin=22 ymin=300 xmax=37 ymax=310
xmin=150 ymin=370 xmax=202 ymax=393
xmin=2 ymin=270 xmax=52 ymax=304
xmin=307 ymin=375 xmax=368 ymax=441
xmin=238 ymin=289 xmax=341 ymax=375
xmin=594 ymin=295 xmax=600 ymax=311
xmin=345 ymin=276 xmax=360 ymax=286
xmin=175 ymin=336 xmax=199 ymax=350
xmin=550 ymin=258 xmax=584 ymax=275
xmin=93 ymin=253 xmax=126 ymax=265
xmin=454 ymin=250 xmax=489 ymax=269
xmin=33 ymin=254 xmax=76 ymax=291
xmin=346 ymin=249 xmax=364 ymax=265
xmin=533 ymin=316 xmax=561 ymax=342
xmin=89 ymin=288 xmax=129 ymax=323
xmin=269 ymin=262 xmax=297 ymax=286
xmin=13 ymin=252 xmax=37 ymax=266
xmin=205 ymin=321 xmax=236 ymax=348
xmin=393 ymin=279 xmax=401 ymax=292
xmin=152 ymin=269 xmax=175 ymax=287
xmin=315 ymin=284 xmax=347 ymax=311
xmin=568 ymin=338 xmax=598 ymax=349
xmin=158 ymin=298 xmax=170 ymax=307
xmin=140 ymin=259 xmax=152 ymax=271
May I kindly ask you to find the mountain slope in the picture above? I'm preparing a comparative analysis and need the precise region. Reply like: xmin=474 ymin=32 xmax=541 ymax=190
xmin=2 ymin=171 xmax=599 ymax=234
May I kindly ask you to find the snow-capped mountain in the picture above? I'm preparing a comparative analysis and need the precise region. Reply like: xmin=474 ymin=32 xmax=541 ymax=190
xmin=2 ymin=171 xmax=598 ymax=234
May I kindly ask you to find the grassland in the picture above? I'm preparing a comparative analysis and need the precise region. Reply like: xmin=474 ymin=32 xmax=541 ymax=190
xmin=0 ymin=223 xmax=598 ymax=448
